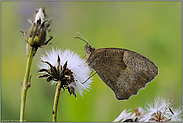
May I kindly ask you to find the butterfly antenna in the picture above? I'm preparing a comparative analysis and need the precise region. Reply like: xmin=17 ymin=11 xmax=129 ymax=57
xmin=75 ymin=32 xmax=90 ymax=45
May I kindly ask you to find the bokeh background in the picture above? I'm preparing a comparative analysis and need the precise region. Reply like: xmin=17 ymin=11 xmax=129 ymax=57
xmin=1 ymin=1 xmax=182 ymax=122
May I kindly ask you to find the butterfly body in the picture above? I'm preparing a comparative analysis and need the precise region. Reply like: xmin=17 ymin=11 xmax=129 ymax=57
xmin=85 ymin=45 xmax=158 ymax=100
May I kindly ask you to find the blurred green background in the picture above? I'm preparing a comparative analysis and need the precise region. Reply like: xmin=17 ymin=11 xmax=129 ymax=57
xmin=1 ymin=1 xmax=182 ymax=122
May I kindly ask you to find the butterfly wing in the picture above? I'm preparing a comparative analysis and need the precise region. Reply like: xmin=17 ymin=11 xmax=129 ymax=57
xmin=87 ymin=48 xmax=158 ymax=100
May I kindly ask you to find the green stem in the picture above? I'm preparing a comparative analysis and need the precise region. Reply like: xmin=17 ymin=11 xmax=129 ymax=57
xmin=20 ymin=46 xmax=35 ymax=122
xmin=53 ymin=80 xmax=62 ymax=122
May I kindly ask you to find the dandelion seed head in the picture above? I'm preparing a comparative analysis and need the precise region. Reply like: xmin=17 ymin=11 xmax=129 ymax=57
xmin=115 ymin=96 xmax=182 ymax=122
xmin=37 ymin=48 xmax=93 ymax=96
xmin=139 ymin=96 xmax=182 ymax=122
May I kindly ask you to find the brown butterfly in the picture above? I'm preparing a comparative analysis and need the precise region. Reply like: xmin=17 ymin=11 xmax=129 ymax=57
xmin=75 ymin=33 xmax=158 ymax=100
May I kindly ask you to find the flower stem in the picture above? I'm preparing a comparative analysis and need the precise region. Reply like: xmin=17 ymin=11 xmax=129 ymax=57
xmin=53 ymin=80 xmax=62 ymax=122
xmin=20 ymin=46 xmax=36 ymax=122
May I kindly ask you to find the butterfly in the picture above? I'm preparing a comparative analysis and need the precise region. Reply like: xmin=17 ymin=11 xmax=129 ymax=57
xmin=75 ymin=33 xmax=158 ymax=100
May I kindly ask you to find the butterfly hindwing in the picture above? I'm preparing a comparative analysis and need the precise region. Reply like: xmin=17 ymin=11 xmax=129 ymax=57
xmin=87 ymin=48 xmax=158 ymax=100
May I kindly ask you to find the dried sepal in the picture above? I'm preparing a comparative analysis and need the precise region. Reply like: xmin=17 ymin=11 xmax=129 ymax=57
xmin=57 ymin=55 xmax=61 ymax=74
xmin=61 ymin=61 xmax=68 ymax=75
xmin=37 ymin=68 xmax=51 ymax=73
xmin=67 ymin=85 xmax=76 ymax=98
xmin=47 ymin=76 xmax=54 ymax=82
xmin=37 ymin=74 xmax=50 ymax=78
xmin=42 ymin=60 xmax=57 ymax=75
xmin=43 ymin=36 xmax=53 ymax=46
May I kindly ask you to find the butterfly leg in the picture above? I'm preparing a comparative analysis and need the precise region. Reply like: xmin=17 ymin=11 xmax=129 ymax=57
xmin=82 ymin=55 xmax=86 ymax=58
xmin=89 ymin=71 xmax=94 ymax=76
xmin=82 ymin=72 xmax=96 ymax=84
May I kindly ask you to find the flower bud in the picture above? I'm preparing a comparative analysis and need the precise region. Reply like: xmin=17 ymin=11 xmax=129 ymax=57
xmin=21 ymin=7 xmax=53 ymax=52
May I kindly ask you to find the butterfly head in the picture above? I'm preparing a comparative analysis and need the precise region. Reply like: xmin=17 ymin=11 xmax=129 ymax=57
xmin=84 ymin=44 xmax=96 ymax=64
xmin=75 ymin=36 xmax=95 ymax=55
xmin=84 ymin=44 xmax=95 ymax=54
